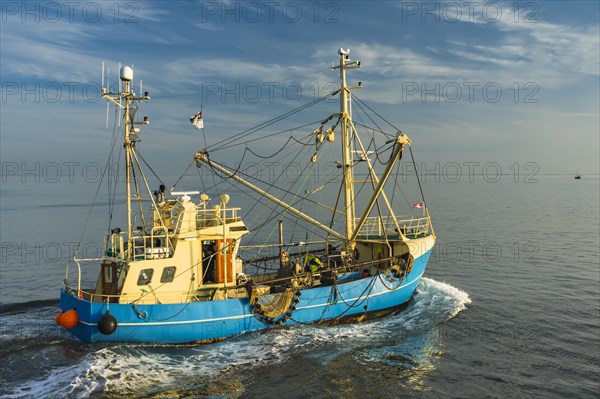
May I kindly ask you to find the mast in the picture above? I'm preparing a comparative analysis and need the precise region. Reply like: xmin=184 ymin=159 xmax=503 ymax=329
xmin=123 ymin=72 xmax=133 ymax=245
xmin=102 ymin=66 xmax=150 ymax=258
xmin=333 ymin=50 xmax=412 ymax=245
xmin=334 ymin=48 xmax=362 ymax=243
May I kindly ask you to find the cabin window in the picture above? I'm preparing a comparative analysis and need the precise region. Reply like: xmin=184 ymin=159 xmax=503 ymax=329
xmin=160 ymin=266 xmax=176 ymax=283
xmin=137 ymin=268 xmax=154 ymax=285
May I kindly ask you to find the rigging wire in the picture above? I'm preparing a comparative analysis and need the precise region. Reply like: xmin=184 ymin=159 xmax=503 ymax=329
xmin=216 ymin=120 xmax=321 ymax=152
xmin=353 ymin=94 xmax=402 ymax=132
xmin=238 ymin=143 xmax=319 ymax=238
xmin=352 ymin=120 xmax=393 ymax=138
xmin=244 ymin=134 xmax=311 ymax=159
xmin=201 ymin=133 xmax=344 ymax=261
xmin=136 ymin=150 xmax=164 ymax=186
xmin=74 ymin=110 xmax=124 ymax=258
xmin=179 ymin=72 xmax=422 ymax=254
xmin=409 ymin=145 xmax=427 ymax=206
xmin=305 ymin=128 xmax=335 ymax=247
xmin=353 ymin=97 xmax=385 ymax=135
xmin=170 ymin=160 xmax=195 ymax=192
xmin=208 ymin=90 xmax=336 ymax=152
xmin=130 ymin=152 xmax=147 ymax=229
xmin=107 ymin=108 xmax=122 ymax=234
xmin=199 ymin=105 xmax=220 ymax=194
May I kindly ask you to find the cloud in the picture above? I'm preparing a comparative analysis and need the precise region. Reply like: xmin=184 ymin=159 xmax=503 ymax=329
xmin=438 ymin=2 xmax=599 ymax=82
xmin=2 ymin=36 xmax=106 ymax=83
xmin=1 ymin=1 xmax=597 ymax=175
xmin=1 ymin=17 xmax=121 ymax=83
xmin=313 ymin=5 xmax=598 ymax=104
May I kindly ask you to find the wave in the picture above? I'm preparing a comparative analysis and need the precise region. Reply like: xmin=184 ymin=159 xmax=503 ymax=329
xmin=0 ymin=299 xmax=59 ymax=315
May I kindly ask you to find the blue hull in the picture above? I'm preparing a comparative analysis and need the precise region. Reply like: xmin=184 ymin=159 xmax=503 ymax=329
xmin=59 ymin=249 xmax=431 ymax=343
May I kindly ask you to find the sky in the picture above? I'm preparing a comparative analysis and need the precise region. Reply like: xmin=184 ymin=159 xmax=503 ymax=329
xmin=1 ymin=0 xmax=599 ymax=180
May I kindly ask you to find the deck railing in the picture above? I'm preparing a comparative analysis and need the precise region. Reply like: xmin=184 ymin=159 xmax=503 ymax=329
xmin=103 ymin=227 xmax=173 ymax=261
xmin=195 ymin=206 xmax=241 ymax=228
xmin=356 ymin=214 xmax=433 ymax=239
xmin=63 ymin=283 xmax=204 ymax=304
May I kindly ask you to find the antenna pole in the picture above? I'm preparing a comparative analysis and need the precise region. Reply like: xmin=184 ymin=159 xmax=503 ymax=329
xmin=117 ymin=63 xmax=122 ymax=126
xmin=102 ymin=63 xmax=108 ymax=128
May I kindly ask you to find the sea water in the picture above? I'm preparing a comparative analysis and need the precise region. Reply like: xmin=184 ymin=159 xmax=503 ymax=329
xmin=0 ymin=175 xmax=598 ymax=398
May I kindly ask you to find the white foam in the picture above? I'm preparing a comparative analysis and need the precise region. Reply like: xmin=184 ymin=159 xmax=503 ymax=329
xmin=4 ymin=360 xmax=93 ymax=399
xmin=0 ymin=307 xmax=68 ymax=344
xmin=399 ymin=277 xmax=472 ymax=327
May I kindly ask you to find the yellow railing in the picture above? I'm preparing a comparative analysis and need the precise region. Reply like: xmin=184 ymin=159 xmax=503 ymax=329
xmin=63 ymin=283 xmax=225 ymax=304
xmin=196 ymin=207 xmax=241 ymax=227
xmin=357 ymin=215 xmax=432 ymax=239
xmin=103 ymin=228 xmax=173 ymax=262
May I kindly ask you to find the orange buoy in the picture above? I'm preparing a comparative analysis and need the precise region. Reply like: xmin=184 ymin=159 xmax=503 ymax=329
xmin=60 ymin=309 xmax=79 ymax=329
xmin=55 ymin=311 xmax=64 ymax=325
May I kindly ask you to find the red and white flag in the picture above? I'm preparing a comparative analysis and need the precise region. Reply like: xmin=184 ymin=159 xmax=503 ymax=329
xmin=190 ymin=111 xmax=204 ymax=129
xmin=412 ymin=201 xmax=424 ymax=209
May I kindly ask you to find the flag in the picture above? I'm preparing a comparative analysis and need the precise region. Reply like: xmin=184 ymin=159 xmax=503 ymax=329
xmin=190 ymin=111 xmax=204 ymax=129
xmin=412 ymin=201 xmax=424 ymax=209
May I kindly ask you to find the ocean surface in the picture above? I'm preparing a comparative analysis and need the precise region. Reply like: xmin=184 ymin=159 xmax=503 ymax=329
xmin=1 ymin=174 xmax=598 ymax=398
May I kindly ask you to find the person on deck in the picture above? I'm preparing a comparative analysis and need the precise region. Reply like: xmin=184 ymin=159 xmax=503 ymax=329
xmin=203 ymin=242 xmax=216 ymax=283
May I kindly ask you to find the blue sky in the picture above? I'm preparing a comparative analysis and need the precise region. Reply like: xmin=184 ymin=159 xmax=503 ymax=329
xmin=1 ymin=0 xmax=599 ymax=177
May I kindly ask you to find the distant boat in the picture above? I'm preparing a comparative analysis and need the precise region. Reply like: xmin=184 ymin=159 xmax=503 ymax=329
xmin=575 ymin=172 xmax=581 ymax=179
xmin=56 ymin=48 xmax=436 ymax=344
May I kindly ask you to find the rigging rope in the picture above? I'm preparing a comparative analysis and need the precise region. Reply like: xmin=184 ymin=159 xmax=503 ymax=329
xmin=409 ymin=145 xmax=427 ymax=207
xmin=208 ymin=91 xmax=336 ymax=152
xmin=75 ymin=108 xmax=122 ymax=258
xmin=216 ymin=120 xmax=321 ymax=152
xmin=353 ymin=94 xmax=401 ymax=133
xmin=136 ymin=150 xmax=164 ymax=186
xmin=107 ymin=109 xmax=122 ymax=235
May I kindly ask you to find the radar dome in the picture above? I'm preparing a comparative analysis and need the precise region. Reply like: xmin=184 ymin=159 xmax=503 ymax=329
xmin=120 ymin=66 xmax=133 ymax=81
